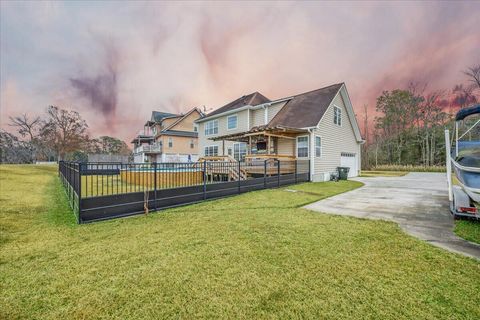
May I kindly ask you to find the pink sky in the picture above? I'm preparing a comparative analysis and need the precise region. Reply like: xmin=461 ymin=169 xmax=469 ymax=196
xmin=1 ymin=1 xmax=479 ymax=142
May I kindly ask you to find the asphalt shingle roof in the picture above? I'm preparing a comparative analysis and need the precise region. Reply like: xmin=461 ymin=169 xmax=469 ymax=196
xmin=162 ymin=130 xmax=198 ymax=138
xmin=151 ymin=111 xmax=179 ymax=122
xmin=268 ymin=83 xmax=343 ymax=128
xmin=206 ymin=92 xmax=270 ymax=117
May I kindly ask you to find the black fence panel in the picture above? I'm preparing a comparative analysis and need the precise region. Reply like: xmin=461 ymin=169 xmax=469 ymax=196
xmin=59 ymin=159 xmax=311 ymax=223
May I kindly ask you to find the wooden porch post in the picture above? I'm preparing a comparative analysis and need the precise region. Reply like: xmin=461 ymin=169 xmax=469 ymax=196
xmin=267 ymin=136 xmax=271 ymax=155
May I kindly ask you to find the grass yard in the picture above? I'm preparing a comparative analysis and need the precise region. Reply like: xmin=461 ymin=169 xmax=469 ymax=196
xmin=360 ymin=170 xmax=408 ymax=177
xmin=455 ymin=220 xmax=480 ymax=244
xmin=1 ymin=165 xmax=479 ymax=319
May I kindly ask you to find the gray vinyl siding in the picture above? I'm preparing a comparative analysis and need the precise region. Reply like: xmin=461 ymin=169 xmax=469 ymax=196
xmin=250 ymin=109 xmax=265 ymax=127
xmin=267 ymin=101 xmax=287 ymax=122
xmin=313 ymin=90 xmax=359 ymax=179
xmin=198 ymin=109 xmax=249 ymax=156
xmin=277 ymin=138 xmax=295 ymax=155
xmin=249 ymin=101 xmax=287 ymax=128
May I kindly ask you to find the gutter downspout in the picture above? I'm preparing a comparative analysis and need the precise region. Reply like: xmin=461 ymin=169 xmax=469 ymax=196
xmin=308 ymin=128 xmax=315 ymax=181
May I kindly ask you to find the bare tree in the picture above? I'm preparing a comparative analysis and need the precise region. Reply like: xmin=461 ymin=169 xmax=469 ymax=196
xmin=40 ymin=106 xmax=89 ymax=160
xmin=361 ymin=104 xmax=370 ymax=169
xmin=8 ymin=114 xmax=42 ymax=162
xmin=452 ymin=84 xmax=477 ymax=109
xmin=8 ymin=114 xmax=41 ymax=142
xmin=464 ymin=64 xmax=480 ymax=89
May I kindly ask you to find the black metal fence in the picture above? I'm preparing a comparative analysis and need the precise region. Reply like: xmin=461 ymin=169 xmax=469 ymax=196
xmin=59 ymin=159 xmax=310 ymax=223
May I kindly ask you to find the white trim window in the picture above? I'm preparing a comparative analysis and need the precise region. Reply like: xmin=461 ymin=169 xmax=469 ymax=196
xmin=205 ymin=120 xmax=218 ymax=136
xmin=296 ymin=136 xmax=309 ymax=158
xmin=190 ymin=139 xmax=195 ymax=149
xmin=204 ymin=145 xmax=218 ymax=157
xmin=168 ymin=137 xmax=173 ymax=148
xmin=233 ymin=142 xmax=247 ymax=161
xmin=334 ymin=106 xmax=342 ymax=126
xmin=193 ymin=124 xmax=198 ymax=132
xmin=315 ymin=136 xmax=322 ymax=157
xmin=227 ymin=115 xmax=238 ymax=130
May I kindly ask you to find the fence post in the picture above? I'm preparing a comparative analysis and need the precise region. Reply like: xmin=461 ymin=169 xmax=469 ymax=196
xmin=153 ymin=162 xmax=157 ymax=212
xmin=238 ymin=161 xmax=241 ymax=194
xmin=277 ymin=159 xmax=280 ymax=188
xmin=295 ymin=160 xmax=297 ymax=184
xmin=264 ymin=160 xmax=267 ymax=188
xmin=78 ymin=162 xmax=82 ymax=224
xmin=69 ymin=163 xmax=72 ymax=202
xmin=203 ymin=160 xmax=207 ymax=200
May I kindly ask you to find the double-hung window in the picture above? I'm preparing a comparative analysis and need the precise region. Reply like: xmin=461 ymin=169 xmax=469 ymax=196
xmin=296 ymin=136 xmax=309 ymax=158
xmin=168 ymin=137 xmax=173 ymax=148
xmin=205 ymin=120 xmax=218 ymax=136
xmin=227 ymin=115 xmax=238 ymax=130
xmin=204 ymin=146 xmax=218 ymax=157
xmin=233 ymin=142 xmax=247 ymax=161
xmin=315 ymin=136 xmax=322 ymax=157
xmin=190 ymin=139 xmax=194 ymax=149
xmin=334 ymin=106 xmax=342 ymax=126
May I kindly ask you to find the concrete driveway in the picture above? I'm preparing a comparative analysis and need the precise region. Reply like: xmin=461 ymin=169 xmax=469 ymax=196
xmin=304 ymin=172 xmax=480 ymax=260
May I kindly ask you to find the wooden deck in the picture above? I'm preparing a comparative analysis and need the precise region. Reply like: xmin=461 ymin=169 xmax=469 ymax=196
xmin=243 ymin=165 xmax=296 ymax=175
xmin=197 ymin=154 xmax=299 ymax=178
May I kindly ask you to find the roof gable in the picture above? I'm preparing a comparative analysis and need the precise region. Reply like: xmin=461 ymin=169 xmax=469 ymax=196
xmin=206 ymin=92 xmax=270 ymax=117
xmin=151 ymin=111 xmax=179 ymax=122
xmin=268 ymin=83 xmax=343 ymax=128
xmin=163 ymin=108 xmax=203 ymax=132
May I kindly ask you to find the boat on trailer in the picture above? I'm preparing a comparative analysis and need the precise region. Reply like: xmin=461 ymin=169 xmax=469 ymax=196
xmin=445 ymin=104 xmax=480 ymax=219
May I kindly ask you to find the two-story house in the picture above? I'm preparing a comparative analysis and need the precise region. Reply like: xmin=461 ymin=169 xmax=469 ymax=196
xmin=195 ymin=83 xmax=363 ymax=181
xmin=132 ymin=107 xmax=203 ymax=163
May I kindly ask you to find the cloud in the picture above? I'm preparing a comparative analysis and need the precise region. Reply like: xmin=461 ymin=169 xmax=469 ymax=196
xmin=69 ymin=38 xmax=120 ymax=126
xmin=1 ymin=1 xmax=479 ymax=141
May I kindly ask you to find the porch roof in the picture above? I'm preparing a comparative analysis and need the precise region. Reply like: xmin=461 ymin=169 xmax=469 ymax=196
xmin=210 ymin=125 xmax=308 ymax=142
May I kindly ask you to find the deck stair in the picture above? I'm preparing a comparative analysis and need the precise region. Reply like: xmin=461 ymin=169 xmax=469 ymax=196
xmin=197 ymin=156 xmax=247 ymax=181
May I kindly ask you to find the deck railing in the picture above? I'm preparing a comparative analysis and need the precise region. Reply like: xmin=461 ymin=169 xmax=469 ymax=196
xmin=59 ymin=159 xmax=310 ymax=223
xmin=134 ymin=143 xmax=162 ymax=154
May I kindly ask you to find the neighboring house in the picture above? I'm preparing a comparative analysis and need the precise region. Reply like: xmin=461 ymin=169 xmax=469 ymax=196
xmin=132 ymin=108 xmax=203 ymax=163
xmin=195 ymin=83 xmax=364 ymax=181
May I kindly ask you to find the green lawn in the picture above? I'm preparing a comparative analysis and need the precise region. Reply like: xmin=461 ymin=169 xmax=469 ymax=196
xmin=455 ymin=220 xmax=480 ymax=244
xmin=360 ymin=170 xmax=408 ymax=177
xmin=1 ymin=165 xmax=479 ymax=319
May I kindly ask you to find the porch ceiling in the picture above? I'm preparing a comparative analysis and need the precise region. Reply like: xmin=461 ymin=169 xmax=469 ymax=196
xmin=210 ymin=125 xmax=308 ymax=141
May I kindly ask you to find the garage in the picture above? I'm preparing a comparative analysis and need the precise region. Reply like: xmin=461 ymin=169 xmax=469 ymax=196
xmin=340 ymin=152 xmax=358 ymax=177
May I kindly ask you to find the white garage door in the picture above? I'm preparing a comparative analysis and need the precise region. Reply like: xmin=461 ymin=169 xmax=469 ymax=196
xmin=340 ymin=152 xmax=357 ymax=177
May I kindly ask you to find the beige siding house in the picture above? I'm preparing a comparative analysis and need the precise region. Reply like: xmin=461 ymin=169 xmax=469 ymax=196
xmin=196 ymin=83 xmax=363 ymax=181
xmin=132 ymin=108 xmax=203 ymax=163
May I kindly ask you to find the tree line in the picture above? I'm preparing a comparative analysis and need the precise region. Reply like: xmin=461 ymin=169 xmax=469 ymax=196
xmin=1 ymin=106 xmax=130 ymax=163
xmin=362 ymin=63 xmax=479 ymax=169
